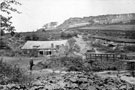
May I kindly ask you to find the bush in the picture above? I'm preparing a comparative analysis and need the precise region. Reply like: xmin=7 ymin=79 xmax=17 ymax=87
xmin=0 ymin=58 xmax=32 ymax=85
xmin=84 ymin=58 xmax=125 ymax=72
xmin=124 ymin=45 xmax=135 ymax=52
xmin=0 ymin=39 xmax=10 ymax=49
xmin=36 ymin=56 xmax=84 ymax=72
xmin=36 ymin=56 xmax=125 ymax=73
xmin=25 ymin=34 xmax=39 ymax=41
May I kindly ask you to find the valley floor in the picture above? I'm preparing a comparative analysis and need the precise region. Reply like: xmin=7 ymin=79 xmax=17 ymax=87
xmin=0 ymin=56 xmax=135 ymax=90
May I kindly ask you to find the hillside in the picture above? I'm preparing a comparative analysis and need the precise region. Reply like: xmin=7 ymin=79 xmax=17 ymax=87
xmin=57 ymin=13 xmax=135 ymax=29
xmin=79 ymin=25 xmax=135 ymax=31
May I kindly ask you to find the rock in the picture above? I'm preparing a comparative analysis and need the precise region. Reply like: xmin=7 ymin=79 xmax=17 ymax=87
xmin=54 ymin=70 xmax=61 ymax=73
xmin=79 ymin=83 xmax=88 ymax=89
xmin=119 ymin=84 xmax=127 ymax=90
xmin=30 ymin=86 xmax=44 ymax=90
xmin=32 ymin=80 xmax=44 ymax=86
xmin=87 ymin=86 xmax=96 ymax=90
xmin=1 ymin=69 xmax=133 ymax=90
xmin=64 ymin=83 xmax=78 ymax=89
xmin=6 ymin=84 xmax=20 ymax=89
xmin=61 ymin=71 xmax=68 ymax=74
xmin=69 ymin=77 xmax=77 ymax=82
xmin=111 ymin=87 xmax=118 ymax=90
xmin=0 ymin=85 xmax=5 ymax=90
xmin=88 ymin=79 xmax=94 ymax=85
xmin=79 ymin=77 xmax=88 ymax=83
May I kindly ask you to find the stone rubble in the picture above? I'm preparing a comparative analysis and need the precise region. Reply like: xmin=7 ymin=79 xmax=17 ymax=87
xmin=0 ymin=72 xmax=135 ymax=90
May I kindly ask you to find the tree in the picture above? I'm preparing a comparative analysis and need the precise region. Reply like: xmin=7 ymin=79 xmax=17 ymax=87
xmin=25 ymin=34 xmax=39 ymax=41
xmin=25 ymin=35 xmax=31 ymax=41
xmin=0 ymin=0 xmax=21 ymax=33
xmin=31 ymin=34 xmax=39 ymax=41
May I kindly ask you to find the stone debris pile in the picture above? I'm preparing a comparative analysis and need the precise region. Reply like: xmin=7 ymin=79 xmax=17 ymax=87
xmin=0 ymin=72 xmax=135 ymax=90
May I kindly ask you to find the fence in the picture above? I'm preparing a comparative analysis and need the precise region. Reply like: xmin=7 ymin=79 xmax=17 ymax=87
xmin=85 ymin=53 xmax=126 ymax=61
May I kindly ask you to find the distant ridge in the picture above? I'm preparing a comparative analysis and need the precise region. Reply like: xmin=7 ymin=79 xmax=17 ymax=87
xmin=57 ymin=13 xmax=135 ymax=29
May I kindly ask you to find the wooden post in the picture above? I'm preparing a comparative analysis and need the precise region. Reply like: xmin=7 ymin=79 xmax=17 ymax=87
xmin=90 ymin=54 xmax=91 ymax=61
xmin=100 ymin=54 xmax=102 ymax=61
xmin=95 ymin=54 xmax=97 ymax=61
xmin=106 ymin=54 xmax=108 ymax=61
xmin=113 ymin=54 xmax=115 ymax=61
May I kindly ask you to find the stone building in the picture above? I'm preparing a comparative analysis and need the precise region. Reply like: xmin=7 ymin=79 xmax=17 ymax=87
xmin=21 ymin=40 xmax=68 ymax=57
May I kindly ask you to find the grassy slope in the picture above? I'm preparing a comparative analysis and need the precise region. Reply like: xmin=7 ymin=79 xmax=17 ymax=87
xmin=78 ymin=24 xmax=135 ymax=31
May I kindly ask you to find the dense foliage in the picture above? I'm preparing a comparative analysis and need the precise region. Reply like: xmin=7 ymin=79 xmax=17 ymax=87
xmin=0 ymin=59 xmax=31 ymax=84
xmin=25 ymin=34 xmax=39 ymax=41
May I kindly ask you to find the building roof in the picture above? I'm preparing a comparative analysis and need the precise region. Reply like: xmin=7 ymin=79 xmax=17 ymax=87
xmin=21 ymin=40 xmax=67 ymax=49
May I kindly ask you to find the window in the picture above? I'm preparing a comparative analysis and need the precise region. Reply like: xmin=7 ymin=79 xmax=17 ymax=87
xmin=39 ymin=51 xmax=43 ymax=55
xmin=44 ymin=50 xmax=52 ymax=55
xmin=46 ymin=51 xmax=51 ymax=55
xmin=49 ymin=51 xmax=51 ymax=55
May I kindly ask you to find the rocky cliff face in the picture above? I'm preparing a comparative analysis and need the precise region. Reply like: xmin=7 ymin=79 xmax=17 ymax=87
xmin=57 ymin=13 xmax=135 ymax=29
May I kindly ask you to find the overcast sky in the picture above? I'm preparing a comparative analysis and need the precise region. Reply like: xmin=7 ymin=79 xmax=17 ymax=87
xmin=10 ymin=0 xmax=135 ymax=32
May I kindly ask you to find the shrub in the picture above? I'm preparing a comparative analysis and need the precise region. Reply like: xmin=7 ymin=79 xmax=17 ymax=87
xmin=25 ymin=35 xmax=31 ymax=41
xmin=25 ymin=34 xmax=39 ymax=41
xmin=124 ymin=45 xmax=135 ymax=52
xmin=0 ymin=39 xmax=10 ymax=49
xmin=0 ymin=58 xmax=32 ymax=85
xmin=36 ymin=56 xmax=125 ymax=73
xmin=84 ymin=58 xmax=125 ymax=72
xmin=37 ymin=56 xmax=84 ymax=71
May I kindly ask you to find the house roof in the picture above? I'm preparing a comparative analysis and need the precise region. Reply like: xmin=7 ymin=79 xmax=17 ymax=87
xmin=21 ymin=40 xmax=67 ymax=49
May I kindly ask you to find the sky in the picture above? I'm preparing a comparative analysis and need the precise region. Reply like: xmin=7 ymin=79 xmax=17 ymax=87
xmin=8 ymin=0 xmax=135 ymax=32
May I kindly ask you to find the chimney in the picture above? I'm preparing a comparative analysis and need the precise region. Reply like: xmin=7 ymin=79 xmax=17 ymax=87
xmin=51 ymin=43 xmax=54 ymax=48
